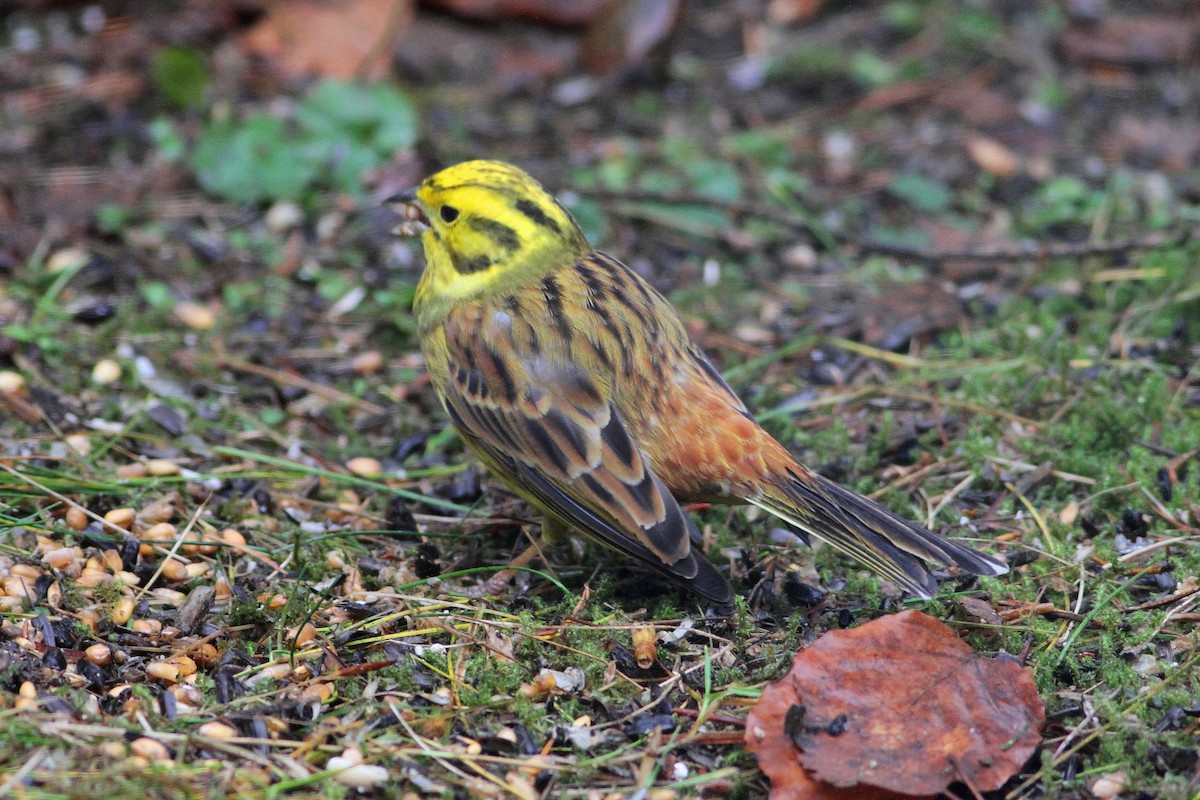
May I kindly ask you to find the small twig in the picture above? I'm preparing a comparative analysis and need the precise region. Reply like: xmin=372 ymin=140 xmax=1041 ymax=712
xmin=671 ymin=706 xmax=745 ymax=728
xmin=1126 ymin=583 xmax=1200 ymax=612
xmin=1138 ymin=484 xmax=1198 ymax=534
xmin=213 ymin=351 xmax=387 ymax=415
xmin=1117 ymin=535 xmax=1196 ymax=564
xmin=927 ymin=473 xmax=975 ymax=528
xmin=884 ymin=388 xmax=1044 ymax=429
xmin=1050 ymin=695 xmax=1101 ymax=761
xmin=852 ymin=232 xmax=1185 ymax=263
xmin=0 ymin=748 xmax=48 ymax=797
xmin=0 ymin=461 xmax=132 ymax=537
xmin=867 ymin=458 xmax=946 ymax=501
xmin=987 ymin=456 xmax=1096 ymax=486
xmin=133 ymin=494 xmax=209 ymax=603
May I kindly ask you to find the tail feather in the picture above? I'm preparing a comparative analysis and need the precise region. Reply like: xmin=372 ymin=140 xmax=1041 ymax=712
xmin=674 ymin=510 xmax=735 ymax=608
xmin=752 ymin=466 xmax=1007 ymax=599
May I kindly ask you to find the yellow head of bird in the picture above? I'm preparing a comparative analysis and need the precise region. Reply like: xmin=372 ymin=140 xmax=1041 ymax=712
xmin=394 ymin=160 xmax=589 ymax=323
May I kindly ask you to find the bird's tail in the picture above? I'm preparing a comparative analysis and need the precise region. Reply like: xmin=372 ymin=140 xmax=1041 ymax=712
xmin=750 ymin=462 xmax=1007 ymax=599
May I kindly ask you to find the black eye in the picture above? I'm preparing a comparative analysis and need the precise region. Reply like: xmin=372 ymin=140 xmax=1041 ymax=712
xmin=440 ymin=205 xmax=460 ymax=223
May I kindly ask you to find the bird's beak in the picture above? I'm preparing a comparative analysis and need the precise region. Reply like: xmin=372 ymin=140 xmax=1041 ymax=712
xmin=384 ymin=188 xmax=429 ymax=236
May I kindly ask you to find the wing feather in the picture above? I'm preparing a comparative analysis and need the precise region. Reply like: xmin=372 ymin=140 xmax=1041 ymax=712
xmin=439 ymin=303 xmax=731 ymax=603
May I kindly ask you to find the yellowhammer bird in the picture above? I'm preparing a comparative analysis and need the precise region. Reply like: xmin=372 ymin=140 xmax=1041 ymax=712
xmin=393 ymin=160 xmax=1007 ymax=605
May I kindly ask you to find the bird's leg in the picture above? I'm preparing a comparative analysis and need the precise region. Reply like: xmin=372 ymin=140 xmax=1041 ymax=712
xmin=471 ymin=519 xmax=558 ymax=597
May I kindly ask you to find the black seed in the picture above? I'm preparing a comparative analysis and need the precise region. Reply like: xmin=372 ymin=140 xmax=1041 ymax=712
xmin=1120 ymin=507 xmax=1149 ymax=537
xmin=1156 ymin=467 xmax=1173 ymax=501
xmin=254 ymin=487 xmax=274 ymax=514
xmin=121 ymin=535 xmax=140 ymax=570
xmin=43 ymin=648 xmax=67 ymax=670
xmin=32 ymin=576 xmax=52 ymax=604
xmin=73 ymin=301 xmax=117 ymax=324
xmin=446 ymin=466 xmax=482 ymax=502
xmin=214 ymin=665 xmax=244 ymax=704
xmin=392 ymin=433 xmax=427 ymax=462
xmin=79 ymin=660 xmax=106 ymax=691
xmin=148 ymin=403 xmax=186 ymax=436
xmin=626 ymin=713 xmax=675 ymax=738
xmin=176 ymin=585 xmax=216 ymax=635
xmin=386 ymin=496 xmax=418 ymax=532
xmin=782 ymin=573 xmax=826 ymax=607
xmin=414 ymin=541 xmax=441 ymax=579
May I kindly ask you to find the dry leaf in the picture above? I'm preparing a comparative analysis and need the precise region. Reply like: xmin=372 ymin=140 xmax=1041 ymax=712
xmin=1058 ymin=16 xmax=1200 ymax=67
xmin=966 ymin=135 xmax=1020 ymax=178
xmin=958 ymin=595 xmax=1004 ymax=627
xmin=580 ymin=0 xmax=682 ymax=76
xmin=747 ymin=610 xmax=1044 ymax=797
xmin=421 ymin=0 xmax=608 ymax=26
xmin=240 ymin=0 xmax=412 ymax=80
xmin=858 ymin=281 xmax=962 ymax=351
xmin=1091 ymin=770 xmax=1129 ymax=799
xmin=747 ymin=676 xmax=931 ymax=800
xmin=768 ymin=0 xmax=826 ymax=24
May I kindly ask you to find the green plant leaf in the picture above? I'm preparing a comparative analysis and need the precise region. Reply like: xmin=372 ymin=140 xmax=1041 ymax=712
xmin=889 ymin=172 xmax=952 ymax=213
xmin=191 ymin=116 xmax=320 ymax=203
xmin=152 ymin=45 xmax=208 ymax=109
xmin=683 ymin=157 xmax=743 ymax=201
xmin=148 ymin=117 xmax=185 ymax=162
xmin=296 ymin=80 xmax=418 ymax=154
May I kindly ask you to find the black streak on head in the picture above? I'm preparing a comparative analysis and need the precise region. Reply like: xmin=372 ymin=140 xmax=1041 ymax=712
xmin=514 ymin=198 xmax=562 ymax=236
xmin=468 ymin=217 xmax=521 ymax=252
xmin=451 ymin=250 xmax=492 ymax=274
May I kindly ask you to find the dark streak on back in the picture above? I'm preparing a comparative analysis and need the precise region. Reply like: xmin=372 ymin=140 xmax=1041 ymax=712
xmin=541 ymin=274 xmax=573 ymax=343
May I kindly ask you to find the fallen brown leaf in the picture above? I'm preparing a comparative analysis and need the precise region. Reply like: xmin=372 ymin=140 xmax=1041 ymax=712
xmin=965 ymin=134 xmax=1021 ymax=178
xmin=1058 ymin=16 xmax=1200 ymax=68
xmin=767 ymin=0 xmax=826 ymax=24
xmin=747 ymin=676 xmax=932 ymax=800
xmin=957 ymin=595 xmax=1004 ymax=627
xmin=422 ymin=0 xmax=608 ymax=26
xmin=747 ymin=610 xmax=1044 ymax=797
xmin=239 ymin=0 xmax=412 ymax=80
xmin=580 ymin=0 xmax=682 ymax=76
xmin=859 ymin=281 xmax=962 ymax=351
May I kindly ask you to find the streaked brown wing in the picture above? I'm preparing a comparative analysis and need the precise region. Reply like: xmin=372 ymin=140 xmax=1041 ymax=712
xmin=438 ymin=304 xmax=730 ymax=602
